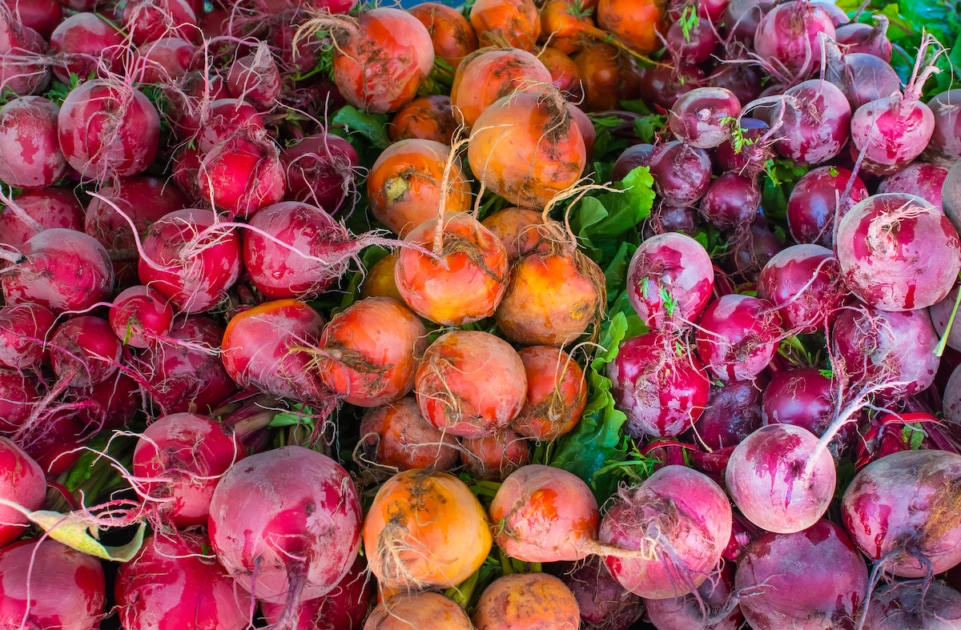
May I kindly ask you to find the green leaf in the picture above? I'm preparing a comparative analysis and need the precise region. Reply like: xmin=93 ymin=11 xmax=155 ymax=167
xmin=550 ymin=311 xmax=641 ymax=502
xmin=330 ymin=105 xmax=391 ymax=149
xmin=902 ymin=423 xmax=926 ymax=450
xmin=633 ymin=114 xmax=668 ymax=144
xmin=0 ymin=499 xmax=146 ymax=562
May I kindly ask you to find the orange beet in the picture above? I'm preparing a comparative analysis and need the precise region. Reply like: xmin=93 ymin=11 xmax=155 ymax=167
xmin=394 ymin=213 xmax=510 ymax=326
xmin=511 ymin=345 xmax=587 ymax=440
xmin=388 ymin=95 xmax=458 ymax=144
xmin=489 ymin=464 xmax=600 ymax=562
xmin=596 ymin=0 xmax=664 ymax=55
xmin=363 ymin=469 xmax=492 ymax=591
xmin=367 ymin=138 xmax=472 ymax=237
xmin=495 ymin=244 xmax=605 ymax=346
xmin=408 ymin=2 xmax=478 ymax=69
xmin=470 ymin=0 xmax=541 ymax=51
xmin=468 ymin=87 xmax=586 ymax=209
xmin=572 ymin=42 xmax=640 ymax=111
xmin=358 ymin=396 xmax=460 ymax=472
xmin=538 ymin=46 xmax=585 ymax=102
xmin=364 ymin=592 xmax=472 ymax=629
xmin=360 ymin=251 xmax=404 ymax=302
xmin=415 ymin=330 xmax=528 ymax=438
xmin=460 ymin=429 xmax=531 ymax=481
xmin=314 ymin=297 xmax=427 ymax=407
xmin=481 ymin=206 xmax=550 ymax=262
xmin=473 ymin=572 xmax=580 ymax=629
xmin=328 ymin=8 xmax=435 ymax=113
xmin=539 ymin=0 xmax=595 ymax=55
xmin=450 ymin=47 xmax=552 ymax=129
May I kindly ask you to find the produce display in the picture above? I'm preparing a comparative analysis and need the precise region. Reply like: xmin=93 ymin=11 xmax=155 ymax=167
xmin=1 ymin=0 xmax=961 ymax=628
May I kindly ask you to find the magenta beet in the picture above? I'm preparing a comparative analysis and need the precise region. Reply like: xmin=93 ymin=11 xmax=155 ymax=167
xmin=0 ymin=188 xmax=84 ymax=251
xmin=0 ymin=302 xmax=55 ymax=370
xmin=608 ymin=331 xmax=710 ymax=439
xmin=841 ymin=449 xmax=961 ymax=577
xmin=282 ymin=133 xmax=359 ymax=212
xmin=773 ymin=79 xmax=851 ymax=164
xmin=626 ymin=232 xmax=714 ymax=330
xmin=138 ymin=208 xmax=242 ymax=314
xmin=831 ymin=305 xmax=940 ymax=403
xmin=600 ymin=465 xmax=732 ymax=600
xmin=138 ymin=315 xmax=237 ymax=415
xmin=208 ymin=446 xmax=363 ymax=608
xmin=835 ymin=193 xmax=961 ymax=311
xmin=0 ymin=437 xmax=45 ymax=546
xmin=1 ymin=228 xmax=114 ymax=314
xmin=260 ymin=556 xmax=373 ymax=630
xmin=668 ymin=87 xmax=740 ymax=149
xmin=734 ymin=520 xmax=868 ymax=630
xmin=0 ymin=538 xmax=105 ymax=629
xmin=756 ymin=244 xmax=847 ymax=333
xmin=116 ymin=532 xmax=252 ymax=630
xmin=0 ymin=96 xmax=67 ymax=189
xmin=695 ymin=294 xmax=782 ymax=382
xmin=725 ymin=423 xmax=836 ymax=534
xmin=57 ymin=79 xmax=160 ymax=181
xmin=133 ymin=412 xmax=245 ymax=527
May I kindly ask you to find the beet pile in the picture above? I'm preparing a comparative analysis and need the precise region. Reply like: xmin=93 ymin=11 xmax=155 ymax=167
xmin=0 ymin=0 xmax=960 ymax=627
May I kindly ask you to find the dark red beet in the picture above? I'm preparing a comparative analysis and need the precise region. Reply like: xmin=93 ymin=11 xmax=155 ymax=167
xmin=713 ymin=117 xmax=770 ymax=175
xmin=786 ymin=165 xmax=869 ymax=248
xmin=841 ymin=449 xmax=961 ymax=577
xmin=698 ymin=172 xmax=760 ymax=229
xmin=282 ymin=133 xmax=359 ymax=213
xmin=861 ymin=579 xmax=961 ymax=628
xmin=638 ymin=64 xmax=706 ymax=110
xmin=554 ymin=556 xmax=644 ymax=630
xmin=644 ymin=564 xmax=742 ymax=630
xmin=707 ymin=63 xmax=764 ymax=109
xmin=690 ymin=379 xmax=763 ymax=451
xmin=734 ymin=520 xmax=868 ymax=629
xmin=612 ymin=144 xmax=658 ymax=182
xmin=649 ymin=141 xmax=713 ymax=207
xmin=761 ymin=368 xmax=855 ymax=450
xmin=836 ymin=17 xmax=892 ymax=60
xmin=773 ymin=79 xmax=851 ymax=165
xmin=753 ymin=1 xmax=836 ymax=79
